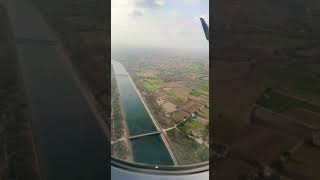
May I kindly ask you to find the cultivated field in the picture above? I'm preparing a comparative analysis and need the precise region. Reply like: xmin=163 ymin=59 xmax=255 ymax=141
xmin=212 ymin=0 xmax=320 ymax=178
xmin=115 ymin=52 xmax=210 ymax=165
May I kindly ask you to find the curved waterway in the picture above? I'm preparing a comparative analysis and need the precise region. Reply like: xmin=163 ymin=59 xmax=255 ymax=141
xmin=112 ymin=60 xmax=173 ymax=165
xmin=2 ymin=0 xmax=109 ymax=179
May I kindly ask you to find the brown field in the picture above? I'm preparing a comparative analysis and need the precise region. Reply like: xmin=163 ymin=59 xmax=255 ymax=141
xmin=214 ymin=159 xmax=257 ymax=180
xmin=213 ymin=0 xmax=320 ymax=178
xmin=171 ymin=111 xmax=190 ymax=124
xmin=287 ymin=144 xmax=320 ymax=180
xmin=171 ymin=87 xmax=190 ymax=98
xmin=230 ymin=125 xmax=301 ymax=166
xmin=189 ymin=95 xmax=209 ymax=105
xmin=214 ymin=69 xmax=264 ymax=124
xmin=136 ymin=69 xmax=160 ymax=78
xmin=166 ymin=81 xmax=190 ymax=97
xmin=284 ymin=108 xmax=320 ymax=129
xmin=182 ymin=101 xmax=203 ymax=114
xmin=161 ymin=102 xmax=177 ymax=114
xmin=159 ymin=95 xmax=186 ymax=107
xmin=196 ymin=116 xmax=209 ymax=126
xmin=198 ymin=107 xmax=209 ymax=120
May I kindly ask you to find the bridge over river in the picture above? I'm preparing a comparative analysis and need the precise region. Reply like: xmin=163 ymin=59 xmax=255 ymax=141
xmin=128 ymin=131 xmax=160 ymax=139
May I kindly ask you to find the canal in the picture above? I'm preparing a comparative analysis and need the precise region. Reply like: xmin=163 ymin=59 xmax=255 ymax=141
xmin=2 ymin=0 xmax=109 ymax=179
xmin=112 ymin=60 xmax=173 ymax=166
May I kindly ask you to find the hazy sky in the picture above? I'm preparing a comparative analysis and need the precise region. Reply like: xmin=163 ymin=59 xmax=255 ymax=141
xmin=111 ymin=0 xmax=209 ymax=51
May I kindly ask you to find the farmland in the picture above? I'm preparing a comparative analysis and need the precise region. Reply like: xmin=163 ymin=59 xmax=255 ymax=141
xmin=112 ymin=48 xmax=209 ymax=165
xmin=212 ymin=0 xmax=320 ymax=178
xmin=287 ymin=144 xmax=320 ymax=180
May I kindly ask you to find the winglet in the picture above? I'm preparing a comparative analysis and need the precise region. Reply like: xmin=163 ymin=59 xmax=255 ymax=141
xmin=200 ymin=18 xmax=209 ymax=41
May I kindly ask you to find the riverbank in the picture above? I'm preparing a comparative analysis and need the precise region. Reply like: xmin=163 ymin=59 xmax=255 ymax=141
xmin=56 ymin=44 xmax=110 ymax=140
xmin=111 ymin=69 xmax=133 ymax=162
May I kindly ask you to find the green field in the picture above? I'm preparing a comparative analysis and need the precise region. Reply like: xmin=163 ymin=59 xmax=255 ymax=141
xmin=190 ymin=63 xmax=205 ymax=72
xmin=163 ymin=90 xmax=184 ymax=102
xmin=190 ymin=89 xmax=202 ymax=97
xmin=167 ymin=129 xmax=209 ymax=165
xmin=199 ymin=84 xmax=209 ymax=92
xmin=256 ymin=63 xmax=320 ymax=96
xmin=143 ymin=80 xmax=165 ymax=93
xmin=258 ymin=91 xmax=320 ymax=113
xmin=293 ymin=76 xmax=320 ymax=94
xmin=178 ymin=118 xmax=206 ymax=135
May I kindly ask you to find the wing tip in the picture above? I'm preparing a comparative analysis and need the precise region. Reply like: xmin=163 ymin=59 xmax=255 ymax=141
xmin=200 ymin=18 xmax=209 ymax=41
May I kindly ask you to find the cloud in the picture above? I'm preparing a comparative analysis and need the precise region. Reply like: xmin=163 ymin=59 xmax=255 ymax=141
xmin=134 ymin=0 xmax=166 ymax=9
xmin=112 ymin=0 xmax=165 ymax=17
xmin=112 ymin=0 xmax=208 ymax=51
xmin=181 ymin=0 xmax=201 ymax=5
xmin=127 ymin=0 xmax=166 ymax=17
xmin=130 ymin=10 xmax=143 ymax=17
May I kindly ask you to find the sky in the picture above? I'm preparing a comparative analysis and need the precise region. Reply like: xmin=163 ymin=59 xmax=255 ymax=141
xmin=111 ymin=0 xmax=209 ymax=51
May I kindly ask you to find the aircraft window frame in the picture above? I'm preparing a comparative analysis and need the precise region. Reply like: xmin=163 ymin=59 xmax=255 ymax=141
xmin=111 ymin=157 xmax=209 ymax=175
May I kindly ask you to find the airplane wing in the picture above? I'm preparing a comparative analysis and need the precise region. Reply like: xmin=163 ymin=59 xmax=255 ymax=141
xmin=200 ymin=18 xmax=209 ymax=41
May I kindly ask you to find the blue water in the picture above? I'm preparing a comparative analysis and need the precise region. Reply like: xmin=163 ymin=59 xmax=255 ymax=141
xmin=16 ymin=44 xmax=109 ymax=180
xmin=116 ymin=75 xmax=156 ymax=136
xmin=131 ymin=134 xmax=173 ymax=165
xmin=112 ymin=61 xmax=173 ymax=165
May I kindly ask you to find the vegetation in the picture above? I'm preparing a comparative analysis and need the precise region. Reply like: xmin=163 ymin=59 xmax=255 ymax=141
xmin=287 ymin=144 xmax=320 ymax=180
xmin=111 ymin=72 xmax=124 ymax=141
xmin=201 ymin=124 xmax=209 ymax=142
xmin=179 ymin=118 xmax=205 ymax=133
xmin=190 ymin=89 xmax=202 ymax=97
xmin=167 ymin=129 xmax=209 ymax=165
xmin=144 ymin=93 xmax=174 ymax=128
xmin=257 ymin=91 xmax=320 ymax=113
xmin=199 ymin=84 xmax=209 ymax=92
xmin=118 ymin=48 xmax=209 ymax=165
xmin=293 ymin=76 xmax=320 ymax=94
xmin=112 ymin=141 xmax=129 ymax=160
xmin=163 ymin=91 xmax=184 ymax=102
xmin=143 ymin=80 xmax=165 ymax=93
xmin=212 ymin=0 xmax=320 ymax=178
xmin=198 ymin=107 xmax=209 ymax=119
